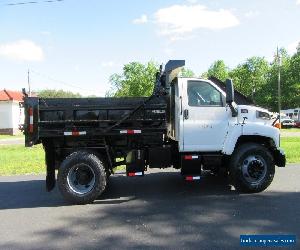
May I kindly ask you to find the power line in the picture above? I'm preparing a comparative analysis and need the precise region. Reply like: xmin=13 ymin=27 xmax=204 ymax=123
xmin=2 ymin=0 xmax=64 ymax=6
xmin=30 ymin=69 xmax=98 ymax=93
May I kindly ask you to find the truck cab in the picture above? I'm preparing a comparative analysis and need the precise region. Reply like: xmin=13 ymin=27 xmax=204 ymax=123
xmin=170 ymin=77 xmax=281 ymax=155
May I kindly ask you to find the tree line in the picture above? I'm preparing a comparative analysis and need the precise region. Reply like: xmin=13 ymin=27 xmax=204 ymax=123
xmin=37 ymin=45 xmax=299 ymax=111
xmin=203 ymin=48 xmax=300 ymax=111
xmin=107 ymin=47 xmax=299 ymax=111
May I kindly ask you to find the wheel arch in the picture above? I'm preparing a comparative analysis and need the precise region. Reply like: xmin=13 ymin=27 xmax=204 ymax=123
xmin=236 ymin=135 xmax=276 ymax=149
xmin=232 ymin=135 xmax=285 ymax=167
xmin=64 ymin=148 xmax=112 ymax=175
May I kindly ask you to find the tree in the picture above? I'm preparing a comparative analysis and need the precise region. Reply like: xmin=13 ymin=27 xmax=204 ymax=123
xmin=107 ymin=61 xmax=197 ymax=97
xmin=207 ymin=60 xmax=229 ymax=81
xmin=267 ymin=49 xmax=300 ymax=110
xmin=229 ymin=65 xmax=249 ymax=93
xmin=200 ymin=71 xmax=208 ymax=79
xmin=180 ymin=67 xmax=195 ymax=77
xmin=285 ymin=53 xmax=300 ymax=109
xmin=201 ymin=47 xmax=299 ymax=110
xmin=296 ymin=42 xmax=300 ymax=54
xmin=256 ymin=49 xmax=290 ymax=110
xmin=229 ymin=57 xmax=269 ymax=104
xmin=107 ymin=61 xmax=159 ymax=97
xmin=38 ymin=89 xmax=81 ymax=98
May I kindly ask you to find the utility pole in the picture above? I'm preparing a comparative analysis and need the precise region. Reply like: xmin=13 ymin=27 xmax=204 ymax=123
xmin=28 ymin=69 xmax=31 ymax=97
xmin=277 ymin=47 xmax=281 ymax=125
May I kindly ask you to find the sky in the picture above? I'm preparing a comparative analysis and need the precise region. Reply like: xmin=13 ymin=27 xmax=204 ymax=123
xmin=0 ymin=0 xmax=300 ymax=96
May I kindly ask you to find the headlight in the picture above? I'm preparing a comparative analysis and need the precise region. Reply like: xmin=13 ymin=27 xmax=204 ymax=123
xmin=256 ymin=110 xmax=271 ymax=120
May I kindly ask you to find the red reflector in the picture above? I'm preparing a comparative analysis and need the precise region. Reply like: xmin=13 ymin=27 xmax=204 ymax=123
xmin=128 ymin=172 xmax=143 ymax=176
xmin=185 ymin=176 xmax=201 ymax=181
xmin=29 ymin=124 xmax=33 ymax=133
xmin=29 ymin=107 xmax=34 ymax=133
xmin=120 ymin=129 xmax=141 ymax=134
xmin=64 ymin=131 xmax=86 ymax=136
xmin=72 ymin=131 xmax=80 ymax=136
xmin=184 ymin=155 xmax=193 ymax=160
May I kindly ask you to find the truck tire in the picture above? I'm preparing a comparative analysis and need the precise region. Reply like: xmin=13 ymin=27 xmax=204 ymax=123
xmin=229 ymin=143 xmax=275 ymax=193
xmin=57 ymin=151 xmax=107 ymax=204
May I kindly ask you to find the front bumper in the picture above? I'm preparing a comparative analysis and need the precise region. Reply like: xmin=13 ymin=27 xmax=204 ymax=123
xmin=274 ymin=148 xmax=286 ymax=167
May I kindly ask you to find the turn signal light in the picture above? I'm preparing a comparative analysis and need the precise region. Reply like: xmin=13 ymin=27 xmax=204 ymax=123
xmin=273 ymin=123 xmax=281 ymax=129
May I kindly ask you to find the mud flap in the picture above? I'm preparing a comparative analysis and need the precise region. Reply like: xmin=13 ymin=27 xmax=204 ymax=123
xmin=46 ymin=164 xmax=56 ymax=191
xmin=43 ymin=140 xmax=56 ymax=191
xmin=181 ymin=154 xmax=202 ymax=179
xmin=274 ymin=148 xmax=286 ymax=167
xmin=126 ymin=150 xmax=145 ymax=177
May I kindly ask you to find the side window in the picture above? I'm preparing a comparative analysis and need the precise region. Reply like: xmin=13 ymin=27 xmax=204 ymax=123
xmin=187 ymin=81 xmax=223 ymax=107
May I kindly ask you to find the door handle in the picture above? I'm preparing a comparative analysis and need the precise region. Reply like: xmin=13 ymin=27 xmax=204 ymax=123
xmin=183 ymin=109 xmax=189 ymax=120
xmin=180 ymin=96 xmax=183 ymax=115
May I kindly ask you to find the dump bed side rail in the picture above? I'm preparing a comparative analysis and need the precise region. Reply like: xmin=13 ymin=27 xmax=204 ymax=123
xmin=24 ymin=96 xmax=168 ymax=147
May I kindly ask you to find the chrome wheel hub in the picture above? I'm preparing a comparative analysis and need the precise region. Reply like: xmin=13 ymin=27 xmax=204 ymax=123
xmin=241 ymin=155 xmax=267 ymax=184
xmin=67 ymin=163 xmax=96 ymax=195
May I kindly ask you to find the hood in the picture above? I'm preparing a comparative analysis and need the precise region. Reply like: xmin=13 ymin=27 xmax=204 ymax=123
xmin=237 ymin=105 xmax=274 ymax=126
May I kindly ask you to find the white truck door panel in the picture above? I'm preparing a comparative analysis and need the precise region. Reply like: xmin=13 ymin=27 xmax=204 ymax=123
xmin=180 ymin=79 xmax=230 ymax=152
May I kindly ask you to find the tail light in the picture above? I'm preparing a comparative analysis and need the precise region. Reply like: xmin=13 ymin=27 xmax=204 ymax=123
xmin=29 ymin=107 xmax=33 ymax=133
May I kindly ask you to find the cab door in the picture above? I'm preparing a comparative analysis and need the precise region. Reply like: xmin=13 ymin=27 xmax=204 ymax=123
xmin=180 ymin=79 xmax=230 ymax=152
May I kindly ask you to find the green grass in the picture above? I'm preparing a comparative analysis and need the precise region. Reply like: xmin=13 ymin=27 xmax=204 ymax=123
xmin=0 ymin=138 xmax=299 ymax=176
xmin=0 ymin=145 xmax=45 ymax=175
xmin=0 ymin=134 xmax=24 ymax=139
xmin=113 ymin=158 xmax=125 ymax=172
xmin=281 ymin=128 xmax=300 ymax=133
xmin=281 ymin=137 xmax=300 ymax=163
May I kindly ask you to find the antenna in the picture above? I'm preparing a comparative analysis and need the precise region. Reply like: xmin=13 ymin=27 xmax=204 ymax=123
xmin=28 ymin=69 xmax=31 ymax=97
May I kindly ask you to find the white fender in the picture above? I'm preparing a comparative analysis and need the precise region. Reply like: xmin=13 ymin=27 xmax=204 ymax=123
xmin=222 ymin=124 xmax=242 ymax=155
xmin=242 ymin=123 xmax=280 ymax=147
xmin=222 ymin=123 xmax=280 ymax=155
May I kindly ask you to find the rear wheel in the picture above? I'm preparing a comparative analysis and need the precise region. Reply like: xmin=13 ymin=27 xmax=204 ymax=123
xmin=58 ymin=151 xmax=107 ymax=204
xmin=229 ymin=143 xmax=275 ymax=193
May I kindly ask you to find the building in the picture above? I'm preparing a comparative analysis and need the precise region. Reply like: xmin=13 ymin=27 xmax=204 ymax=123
xmin=0 ymin=89 xmax=24 ymax=135
xmin=281 ymin=108 xmax=300 ymax=122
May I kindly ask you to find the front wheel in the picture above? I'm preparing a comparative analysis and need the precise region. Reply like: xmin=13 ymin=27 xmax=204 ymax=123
xmin=58 ymin=151 xmax=107 ymax=204
xmin=229 ymin=143 xmax=275 ymax=193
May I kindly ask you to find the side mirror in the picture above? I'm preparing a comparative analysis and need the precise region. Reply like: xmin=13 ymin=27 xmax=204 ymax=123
xmin=225 ymin=79 xmax=238 ymax=117
xmin=225 ymin=79 xmax=234 ymax=104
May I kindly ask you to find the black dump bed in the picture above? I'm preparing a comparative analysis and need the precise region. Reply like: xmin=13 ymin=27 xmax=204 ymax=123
xmin=23 ymin=60 xmax=187 ymax=147
xmin=24 ymin=95 xmax=168 ymax=146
